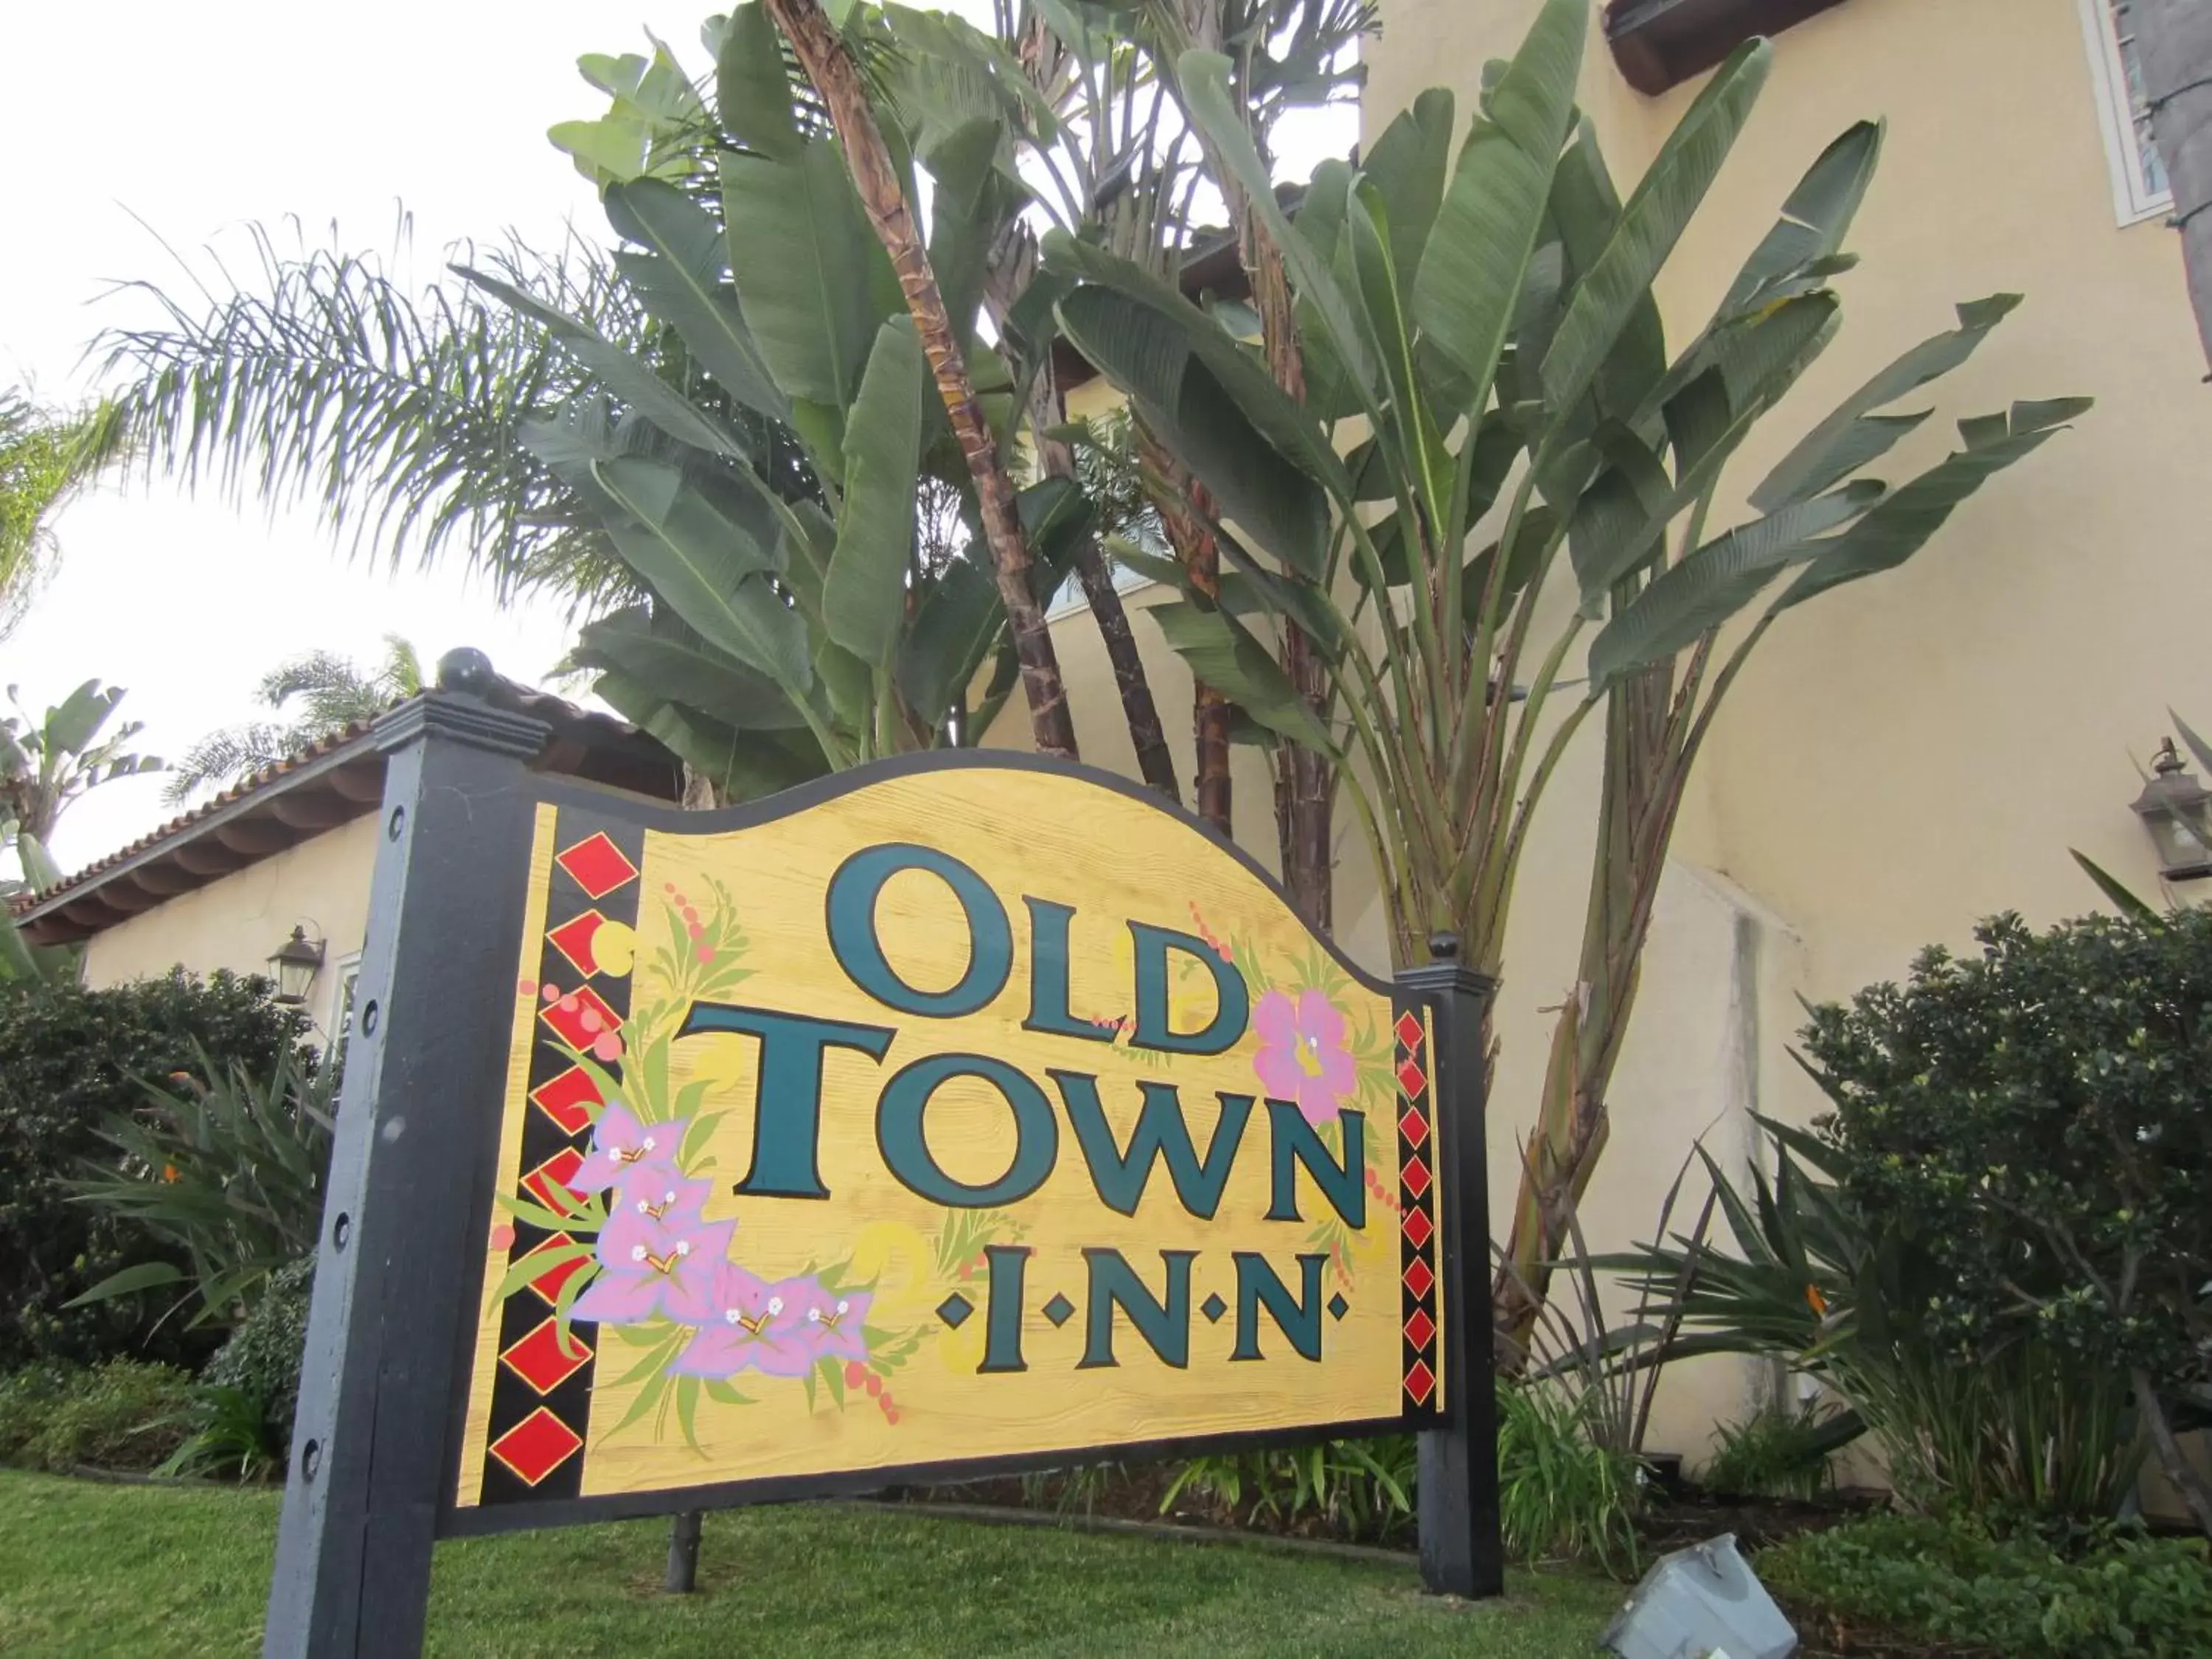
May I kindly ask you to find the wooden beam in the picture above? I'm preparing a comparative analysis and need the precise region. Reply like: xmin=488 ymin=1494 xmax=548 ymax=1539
xmin=270 ymin=792 xmax=353 ymax=832
xmin=215 ymin=819 xmax=295 ymax=858
xmin=328 ymin=762 xmax=387 ymax=804
xmin=123 ymin=862 xmax=195 ymax=897
xmin=173 ymin=841 xmax=247 ymax=878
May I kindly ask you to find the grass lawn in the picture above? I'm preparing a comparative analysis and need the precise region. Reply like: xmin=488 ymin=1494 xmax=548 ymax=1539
xmin=0 ymin=1469 xmax=1621 ymax=1656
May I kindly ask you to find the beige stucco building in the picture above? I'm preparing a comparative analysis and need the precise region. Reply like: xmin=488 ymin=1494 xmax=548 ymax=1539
xmin=1023 ymin=0 xmax=2212 ymax=1461
xmin=21 ymin=0 xmax=2205 ymax=1473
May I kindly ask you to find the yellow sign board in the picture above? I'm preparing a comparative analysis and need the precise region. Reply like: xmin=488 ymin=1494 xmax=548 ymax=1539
xmin=452 ymin=759 xmax=1442 ymax=1511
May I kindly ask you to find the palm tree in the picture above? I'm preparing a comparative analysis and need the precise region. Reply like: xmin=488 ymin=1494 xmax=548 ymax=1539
xmin=0 ymin=392 xmax=128 ymax=639
xmin=0 ymin=679 xmax=164 ymax=848
xmin=163 ymin=637 xmax=425 ymax=805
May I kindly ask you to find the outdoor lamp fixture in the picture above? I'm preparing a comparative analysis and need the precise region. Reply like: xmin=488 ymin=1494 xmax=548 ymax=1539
xmin=2132 ymin=738 xmax=2212 ymax=883
xmin=268 ymin=925 xmax=327 ymax=1006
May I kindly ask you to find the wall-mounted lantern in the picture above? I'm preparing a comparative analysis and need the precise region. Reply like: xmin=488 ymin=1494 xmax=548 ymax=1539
xmin=268 ymin=925 xmax=327 ymax=1006
xmin=2132 ymin=738 xmax=2212 ymax=883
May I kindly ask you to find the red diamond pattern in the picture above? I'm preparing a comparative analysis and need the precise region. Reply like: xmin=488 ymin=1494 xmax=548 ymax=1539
xmin=554 ymin=831 xmax=638 ymax=900
xmin=1397 ymin=1102 xmax=1430 ymax=1147
xmin=1403 ymin=1256 xmax=1436 ymax=1301
xmin=1402 ymin=1206 xmax=1433 ymax=1251
xmin=546 ymin=910 xmax=608 ymax=976
xmin=521 ymin=1147 xmax=584 ymax=1214
xmin=540 ymin=985 xmax=622 ymax=1051
xmin=501 ymin=1316 xmax=591 ymax=1396
xmin=1404 ymin=1358 xmax=1436 ymax=1408
xmin=529 ymin=1067 xmax=602 ymax=1135
xmin=1402 ymin=1154 xmax=1433 ymax=1200
xmin=488 ymin=1406 xmax=584 ymax=1486
xmin=1394 ymin=1009 xmax=1425 ymax=1050
xmin=1396 ymin=1056 xmax=1427 ymax=1099
xmin=1404 ymin=1307 xmax=1436 ymax=1351
xmin=518 ymin=1232 xmax=591 ymax=1305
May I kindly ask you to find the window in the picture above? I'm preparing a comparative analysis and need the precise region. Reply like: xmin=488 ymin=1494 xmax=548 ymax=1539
xmin=329 ymin=952 xmax=363 ymax=1081
xmin=2080 ymin=0 xmax=2173 ymax=224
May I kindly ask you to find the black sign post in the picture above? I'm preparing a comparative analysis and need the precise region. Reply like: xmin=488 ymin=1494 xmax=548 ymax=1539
xmin=265 ymin=684 xmax=551 ymax=1658
xmin=1400 ymin=943 xmax=1505 ymax=1601
xmin=262 ymin=679 xmax=1501 ymax=1657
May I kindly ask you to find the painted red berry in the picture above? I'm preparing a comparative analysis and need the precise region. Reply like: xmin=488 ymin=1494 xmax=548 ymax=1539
xmin=844 ymin=1360 xmax=866 ymax=1388
xmin=884 ymin=1408 xmax=900 ymax=1425
xmin=864 ymin=1373 xmax=883 ymax=1397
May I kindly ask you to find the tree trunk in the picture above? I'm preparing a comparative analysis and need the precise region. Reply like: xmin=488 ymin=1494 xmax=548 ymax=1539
xmin=1137 ymin=427 xmax=1234 ymax=835
xmin=1493 ymin=660 xmax=1672 ymax=1343
xmin=2137 ymin=0 xmax=2212 ymax=374
xmin=1194 ymin=32 xmax=1335 ymax=931
xmin=1015 ymin=336 xmax=1179 ymax=801
xmin=765 ymin=0 xmax=1079 ymax=762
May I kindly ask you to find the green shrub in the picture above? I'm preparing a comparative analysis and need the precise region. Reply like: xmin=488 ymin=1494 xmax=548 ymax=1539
xmin=1760 ymin=1513 xmax=2212 ymax=1659
xmin=199 ymin=1255 xmax=313 ymax=1457
xmin=1801 ymin=911 xmax=2212 ymax=1416
xmin=1158 ymin=1435 xmax=1416 ymax=1543
xmin=1496 ymin=1380 xmax=1644 ymax=1575
xmin=1703 ymin=1402 xmax=1847 ymax=1500
xmin=0 ymin=969 xmax=310 ymax=1370
xmin=0 ymin=1360 xmax=196 ymax=1472
xmin=72 ymin=1049 xmax=333 ymax=1328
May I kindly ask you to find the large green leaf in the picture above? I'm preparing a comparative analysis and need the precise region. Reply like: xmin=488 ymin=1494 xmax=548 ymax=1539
xmin=1548 ymin=120 xmax=1666 ymax=425
xmin=1719 ymin=119 xmax=1883 ymax=319
xmin=922 ymin=117 xmax=1023 ymax=360
xmin=1147 ymin=599 xmax=1336 ymax=757
xmin=1587 ymin=481 xmax=1884 ymax=688
xmin=1177 ymin=48 xmax=1377 ymax=397
xmin=459 ymin=266 xmax=745 ymax=461
xmin=824 ymin=319 xmax=926 ymax=663
xmin=1541 ymin=39 xmax=1772 ymax=419
xmin=1046 ymin=233 xmax=1351 ymax=504
xmin=1055 ymin=283 xmax=1332 ymax=580
xmin=44 ymin=681 xmax=121 ymax=759
xmin=590 ymin=456 xmax=812 ymax=693
xmin=1567 ymin=422 xmax=1675 ymax=602
xmin=717 ymin=2 xmax=803 ymax=163
xmin=1775 ymin=397 xmax=2092 ymax=611
xmin=604 ymin=178 xmax=787 ymax=421
xmin=720 ymin=138 xmax=889 ymax=406
xmin=1362 ymin=88 xmax=1456 ymax=304
xmin=1752 ymin=294 xmax=2023 ymax=512
xmin=897 ymin=552 xmax=1001 ymax=724
xmin=1410 ymin=0 xmax=1583 ymax=416
xmin=571 ymin=607 xmax=809 ymax=731
xmin=594 ymin=671 xmax=829 ymax=801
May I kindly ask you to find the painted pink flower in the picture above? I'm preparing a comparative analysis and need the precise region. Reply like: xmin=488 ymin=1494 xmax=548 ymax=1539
xmin=1252 ymin=989 xmax=1357 ymax=1125
xmin=793 ymin=1280 xmax=872 ymax=1364
xmin=612 ymin=1173 xmax=712 ymax=1223
xmin=571 ymin=1206 xmax=732 ymax=1326
xmin=668 ymin=1262 xmax=816 ymax=1377
xmin=566 ymin=1102 xmax=689 ymax=1195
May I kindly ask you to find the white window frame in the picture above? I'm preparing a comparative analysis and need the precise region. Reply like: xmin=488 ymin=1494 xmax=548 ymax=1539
xmin=327 ymin=951 xmax=363 ymax=1068
xmin=2079 ymin=0 xmax=2174 ymax=226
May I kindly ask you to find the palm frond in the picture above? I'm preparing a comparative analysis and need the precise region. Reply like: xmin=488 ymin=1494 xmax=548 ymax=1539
xmin=0 ymin=392 xmax=129 ymax=639
xmin=93 ymin=220 xmax=644 ymax=606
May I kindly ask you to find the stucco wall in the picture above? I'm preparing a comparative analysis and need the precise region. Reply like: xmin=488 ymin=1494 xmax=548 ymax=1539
xmin=80 ymin=813 xmax=381 ymax=1044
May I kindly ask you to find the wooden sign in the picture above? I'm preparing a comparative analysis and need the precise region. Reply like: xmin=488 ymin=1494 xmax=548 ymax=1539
xmin=263 ymin=688 xmax=1498 ymax=1659
xmin=456 ymin=765 xmax=1438 ymax=1513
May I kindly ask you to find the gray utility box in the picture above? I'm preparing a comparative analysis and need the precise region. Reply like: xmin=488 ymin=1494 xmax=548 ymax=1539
xmin=1599 ymin=1533 xmax=1798 ymax=1659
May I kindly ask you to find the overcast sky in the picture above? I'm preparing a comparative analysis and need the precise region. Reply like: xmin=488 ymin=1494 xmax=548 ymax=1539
xmin=0 ymin=1 xmax=1352 ymax=874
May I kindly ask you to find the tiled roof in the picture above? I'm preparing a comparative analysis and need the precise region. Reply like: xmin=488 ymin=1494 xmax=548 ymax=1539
xmin=13 ymin=675 xmax=682 ymax=945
